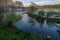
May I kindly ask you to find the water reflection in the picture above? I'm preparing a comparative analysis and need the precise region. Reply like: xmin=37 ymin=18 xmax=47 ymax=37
xmin=15 ymin=12 xmax=60 ymax=40
xmin=57 ymin=30 xmax=60 ymax=35
xmin=27 ymin=18 xmax=36 ymax=26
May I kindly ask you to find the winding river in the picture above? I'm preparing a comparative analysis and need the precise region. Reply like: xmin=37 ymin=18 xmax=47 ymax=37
xmin=14 ymin=11 xmax=60 ymax=40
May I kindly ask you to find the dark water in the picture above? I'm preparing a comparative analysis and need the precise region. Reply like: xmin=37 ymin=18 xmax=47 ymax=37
xmin=15 ymin=12 xmax=60 ymax=40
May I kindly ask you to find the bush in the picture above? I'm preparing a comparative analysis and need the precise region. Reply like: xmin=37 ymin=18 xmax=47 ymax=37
xmin=1 ymin=11 xmax=22 ymax=27
xmin=38 ymin=10 xmax=44 ymax=17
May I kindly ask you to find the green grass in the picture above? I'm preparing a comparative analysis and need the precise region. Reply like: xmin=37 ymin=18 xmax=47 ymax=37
xmin=0 ymin=26 xmax=51 ymax=40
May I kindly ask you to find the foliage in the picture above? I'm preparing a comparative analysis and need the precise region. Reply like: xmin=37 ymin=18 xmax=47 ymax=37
xmin=5 ymin=12 xmax=20 ymax=22
xmin=29 ymin=5 xmax=37 ymax=12
xmin=38 ymin=10 xmax=44 ymax=17
xmin=1 ymin=11 xmax=22 ymax=27
xmin=27 ymin=11 xmax=39 ymax=19
xmin=16 ymin=1 xmax=23 ymax=7
xmin=46 ymin=18 xmax=60 ymax=23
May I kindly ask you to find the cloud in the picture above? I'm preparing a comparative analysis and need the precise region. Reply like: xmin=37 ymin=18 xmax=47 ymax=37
xmin=33 ymin=0 xmax=60 ymax=5
xmin=22 ymin=3 xmax=31 ymax=7
xmin=13 ymin=0 xmax=60 ymax=6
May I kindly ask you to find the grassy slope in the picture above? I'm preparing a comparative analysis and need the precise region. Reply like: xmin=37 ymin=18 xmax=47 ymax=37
xmin=0 ymin=26 xmax=51 ymax=40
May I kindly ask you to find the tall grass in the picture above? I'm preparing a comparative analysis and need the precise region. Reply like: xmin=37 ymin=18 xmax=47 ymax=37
xmin=0 ymin=11 xmax=22 ymax=27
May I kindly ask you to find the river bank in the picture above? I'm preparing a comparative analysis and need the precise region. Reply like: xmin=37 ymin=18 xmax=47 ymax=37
xmin=0 ymin=11 xmax=51 ymax=40
xmin=0 ymin=26 xmax=51 ymax=40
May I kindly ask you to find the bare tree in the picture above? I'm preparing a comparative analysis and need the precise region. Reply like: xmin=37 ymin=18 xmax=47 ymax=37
xmin=0 ymin=0 xmax=12 ymax=10
xmin=16 ymin=1 xmax=23 ymax=7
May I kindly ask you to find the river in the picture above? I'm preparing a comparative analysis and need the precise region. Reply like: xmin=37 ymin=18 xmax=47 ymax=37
xmin=14 ymin=11 xmax=60 ymax=40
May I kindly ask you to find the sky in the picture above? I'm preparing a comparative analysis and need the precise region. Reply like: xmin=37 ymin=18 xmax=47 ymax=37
xmin=13 ymin=0 xmax=60 ymax=6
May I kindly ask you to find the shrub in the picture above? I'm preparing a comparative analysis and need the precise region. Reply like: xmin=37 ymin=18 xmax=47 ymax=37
xmin=38 ymin=10 xmax=44 ymax=17
xmin=1 ymin=11 xmax=22 ymax=27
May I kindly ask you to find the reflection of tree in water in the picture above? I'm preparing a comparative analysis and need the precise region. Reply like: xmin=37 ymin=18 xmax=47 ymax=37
xmin=36 ymin=18 xmax=44 ymax=28
xmin=27 ymin=18 xmax=36 ymax=26
xmin=46 ymin=21 xmax=55 ymax=28
xmin=0 ymin=13 xmax=4 ymax=26
xmin=56 ymin=25 xmax=60 ymax=36
xmin=46 ymin=18 xmax=60 ymax=24
xmin=57 ymin=29 xmax=60 ymax=36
